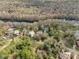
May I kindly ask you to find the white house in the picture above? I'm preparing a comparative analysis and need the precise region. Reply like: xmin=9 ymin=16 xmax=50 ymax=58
xmin=29 ymin=30 xmax=35 ymax=37
xmin=7 ymin=28 xmax=20 ymax=36
xmin=14 ymin=30 xmax=20 ymax=35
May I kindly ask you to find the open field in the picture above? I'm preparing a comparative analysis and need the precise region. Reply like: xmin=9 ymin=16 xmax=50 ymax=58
xmin=0 ymin=0 xmax=79 ymax=22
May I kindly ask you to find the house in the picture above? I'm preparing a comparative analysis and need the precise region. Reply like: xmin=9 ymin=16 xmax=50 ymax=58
xmin=14 ymin=30 xmax=20 ymax=36
xmin=2 ymin=36 xmax=7 ymax=40
xmin=60 ymin=52 xmax=71 ymax=59
xmin=7 ymin=28 xmax=14 ymax=34
xmin=7 ymin=28 xmax=20 ymax=36
xmin=28 ymin=30 xmax=35 ymax=37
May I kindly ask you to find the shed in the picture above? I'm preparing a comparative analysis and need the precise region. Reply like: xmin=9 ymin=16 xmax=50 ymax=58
xmin=29 ymin=30 xmax=35 ymax=37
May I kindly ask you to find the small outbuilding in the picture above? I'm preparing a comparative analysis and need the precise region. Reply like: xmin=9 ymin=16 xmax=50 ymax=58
xmin=28 ymin=30 xmax=35 ymax=37
xmin=7 ymin=28 xmax=20 ymax=36
xmin=14 ymin=30 xmax=20 ymax=36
